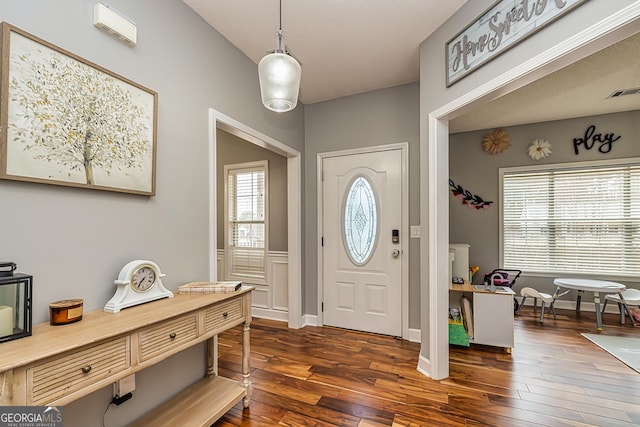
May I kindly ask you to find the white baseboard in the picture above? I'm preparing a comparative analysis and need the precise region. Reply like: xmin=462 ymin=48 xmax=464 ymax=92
xmin=416 ymin=353 xmax=432 ymax=379
xmin=407 ymin=328 xmax=421 ymax=343
xmin=301 ymin=314 xmax=318 ymax=327
xmin=251 ymin=307 xmax=289 ymax=322
xmin=519 ymin=298 xmax=622 ymax=314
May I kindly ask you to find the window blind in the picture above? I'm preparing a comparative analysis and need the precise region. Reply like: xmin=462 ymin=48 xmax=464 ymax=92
xmin=227 ymin=166 xmax=266 ymax=279
xmin=501 ymin=161 xmax=640 ymax=277
xmin=228 ymin=169 xmax=265 ymax=248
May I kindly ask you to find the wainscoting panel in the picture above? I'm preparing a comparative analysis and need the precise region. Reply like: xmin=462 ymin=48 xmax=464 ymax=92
xmin=269 ymin=251 xmax=289 ymax=312
xmin=218 ymin=249 xmax=288 ymax=319
xmin=251 ymin=285 xmax=269 ymax=308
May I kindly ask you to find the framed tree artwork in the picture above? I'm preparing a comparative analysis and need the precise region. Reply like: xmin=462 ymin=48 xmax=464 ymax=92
xmin=0 ymin=22 xmax=157 ymax=195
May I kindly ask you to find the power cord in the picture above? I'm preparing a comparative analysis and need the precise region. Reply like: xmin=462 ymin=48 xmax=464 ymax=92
xmin=102 ymin=393 xmax=132 ymax=427
xmin=102 ymin=399 xmax=111 ymax=427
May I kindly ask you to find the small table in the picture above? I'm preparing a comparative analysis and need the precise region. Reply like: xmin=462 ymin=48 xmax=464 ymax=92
xmin=553 ymin=278 xmax=627 ymax=330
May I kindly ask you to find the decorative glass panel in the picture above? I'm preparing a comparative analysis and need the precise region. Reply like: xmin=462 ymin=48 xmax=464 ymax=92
xmin=344 ymin=176 xmax=378 ymax=265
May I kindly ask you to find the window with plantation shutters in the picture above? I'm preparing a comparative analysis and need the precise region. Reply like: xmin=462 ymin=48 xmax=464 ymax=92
xmin=500 ymin=159 xmax=640 ymax=278
xmin=224 ymin=161 xmax=268 ymax=281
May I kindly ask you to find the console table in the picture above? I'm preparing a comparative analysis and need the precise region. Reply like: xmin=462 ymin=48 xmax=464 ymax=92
xmin=0 ymin=287 xmax=253 ymax=426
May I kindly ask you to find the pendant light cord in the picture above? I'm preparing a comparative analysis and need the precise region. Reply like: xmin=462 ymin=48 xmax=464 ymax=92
xmin=276 ymin=0 xmax=284 ymax=52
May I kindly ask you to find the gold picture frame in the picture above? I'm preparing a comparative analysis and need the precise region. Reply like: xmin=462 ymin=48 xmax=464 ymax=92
xmin=0 ymin=22 xmax=157 ymax=195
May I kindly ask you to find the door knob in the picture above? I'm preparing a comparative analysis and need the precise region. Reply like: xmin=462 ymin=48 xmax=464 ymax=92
xmin=392 ymin=249 xmax=400 ymax=257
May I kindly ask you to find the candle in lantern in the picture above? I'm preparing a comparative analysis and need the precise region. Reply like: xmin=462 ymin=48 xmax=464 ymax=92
xmin=0 ymin=305 xmax=14 ymax=337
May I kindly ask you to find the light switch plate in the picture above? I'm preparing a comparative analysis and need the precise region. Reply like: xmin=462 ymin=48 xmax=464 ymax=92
xmin=410 ymin=225 xmax=421 ymax=238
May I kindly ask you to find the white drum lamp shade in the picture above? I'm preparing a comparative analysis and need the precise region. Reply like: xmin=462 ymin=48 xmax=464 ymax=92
xmin=258 ymin=50 xmax=301 ymax=113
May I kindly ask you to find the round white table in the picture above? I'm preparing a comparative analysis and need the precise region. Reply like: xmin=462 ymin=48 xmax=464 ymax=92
xmin=553 ymin=278 xmax=627 ymax=330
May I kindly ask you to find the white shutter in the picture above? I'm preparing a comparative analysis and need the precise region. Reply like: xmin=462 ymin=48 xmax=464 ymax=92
xmin=225 ymin=162 xmax=267 ymax=280
xmin=501 ymin=160 xmax=640 ymax=277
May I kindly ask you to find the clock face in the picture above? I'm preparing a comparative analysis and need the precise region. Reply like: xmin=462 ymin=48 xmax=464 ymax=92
xmin=131 ymin=266 xmax=156 ymax=292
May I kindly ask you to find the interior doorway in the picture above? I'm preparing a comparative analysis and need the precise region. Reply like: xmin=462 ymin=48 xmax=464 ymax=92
xmin=208 ymin=109 xmax=302 ymax=329
xmin=423 ymin=7 xmax=640 ymax=380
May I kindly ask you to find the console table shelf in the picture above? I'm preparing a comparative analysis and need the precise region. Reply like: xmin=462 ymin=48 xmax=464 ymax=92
xmin=128 ymin=375 xmax=245 ymax=427
xmin=0 ymin=287 xmax=253 ymax=425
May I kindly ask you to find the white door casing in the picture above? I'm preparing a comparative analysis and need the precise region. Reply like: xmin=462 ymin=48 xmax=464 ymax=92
xmin=209 ymin=109 xmax=302 ymax=329
xmin=321 ymin=146 xmax=405 ymax=336
xmin=421 ymin=5 xmax=640 ymax=380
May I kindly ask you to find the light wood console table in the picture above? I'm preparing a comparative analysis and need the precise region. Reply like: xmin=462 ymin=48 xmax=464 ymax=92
xmin=0 ymin=287 xmax=253 ymax=426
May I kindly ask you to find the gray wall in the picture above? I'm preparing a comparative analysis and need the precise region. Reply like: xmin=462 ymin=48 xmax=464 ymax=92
xmin=216 ymin=129 xmax=288 ymax=251
xmin=0 ymin=1 xmax=303 ymax=426
xmin=450 ymin=110 xmax=640 ymax=296
xmin=419 ymin=0 xmax=637 ymax=361
xmin=304 ymin=82 xmax=421 ymax=327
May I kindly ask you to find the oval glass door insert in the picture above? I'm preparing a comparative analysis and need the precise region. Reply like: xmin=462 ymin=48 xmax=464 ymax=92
xmin=343 ymin=176 xmax=378 ymax=265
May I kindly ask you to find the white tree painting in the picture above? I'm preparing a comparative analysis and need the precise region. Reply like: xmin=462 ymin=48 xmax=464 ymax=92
xmin=3 ymin=28 xmax=156 ymax=194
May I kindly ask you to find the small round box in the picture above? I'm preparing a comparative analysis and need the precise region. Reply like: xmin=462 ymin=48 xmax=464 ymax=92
xmin=49 ymin=299 xmax=84 ymax=325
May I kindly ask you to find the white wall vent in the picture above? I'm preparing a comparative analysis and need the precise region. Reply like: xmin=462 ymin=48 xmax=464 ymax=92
xmin=93 ymin=3 xmax=137 ymax=46
xmin=607 ymin=87 xmax=640 ymax=98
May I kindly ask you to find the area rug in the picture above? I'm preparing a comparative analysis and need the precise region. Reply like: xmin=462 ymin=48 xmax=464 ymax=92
xmin=582 ymin=333 xmax=640 ymax=374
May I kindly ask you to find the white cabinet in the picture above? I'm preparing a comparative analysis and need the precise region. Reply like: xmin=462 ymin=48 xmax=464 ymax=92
xmin=450 ymin=281 xmax=515 ymax=351
xmin=472 ymin=291 xmax=514 ymax=348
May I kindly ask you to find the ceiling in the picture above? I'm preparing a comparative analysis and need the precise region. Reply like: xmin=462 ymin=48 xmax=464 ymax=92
xmin=184 ymin=1 xmax=639 ymax=131
xmin=183 ymin=0 xmax=466 ymax=104
xmin=450 ymin=31 xmax=640 ymax=133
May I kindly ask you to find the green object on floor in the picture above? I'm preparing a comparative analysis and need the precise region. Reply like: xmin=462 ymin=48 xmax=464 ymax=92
xmin=449 ymin=321 xmax=469 ymax=347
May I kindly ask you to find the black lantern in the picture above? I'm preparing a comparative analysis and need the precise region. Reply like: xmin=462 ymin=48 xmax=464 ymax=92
xmin=0 ymin=262 xmax=32 ymax=343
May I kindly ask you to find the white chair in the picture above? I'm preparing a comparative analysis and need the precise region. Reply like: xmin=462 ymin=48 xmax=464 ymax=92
xmin=601 ymin=288 xmax=640 ymax=327
xmin=518 ymin=287 xmax=560 ymax=322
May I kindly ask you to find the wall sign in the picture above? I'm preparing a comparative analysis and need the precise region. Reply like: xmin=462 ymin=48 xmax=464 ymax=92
xmin=446 ymin=0 xmax=589 ymax=86
xmin=573 ymin=125 xmax=621 ymax=155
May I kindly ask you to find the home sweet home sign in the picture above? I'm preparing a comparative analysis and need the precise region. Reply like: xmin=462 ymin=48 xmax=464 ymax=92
xmin=446 ymin=0 xmax=589 ymax=86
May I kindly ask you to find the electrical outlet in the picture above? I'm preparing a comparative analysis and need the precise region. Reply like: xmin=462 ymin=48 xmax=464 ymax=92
xmin=114 ymin=374 xmax=135 ymax=397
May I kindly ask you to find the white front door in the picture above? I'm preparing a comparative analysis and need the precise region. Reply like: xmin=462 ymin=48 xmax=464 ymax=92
xmin=321 ymin=148 xmax=403 ymax=336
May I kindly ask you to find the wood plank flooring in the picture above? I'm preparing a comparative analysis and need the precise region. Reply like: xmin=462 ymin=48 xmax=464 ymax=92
xmin=212 ymin=307 xmax=640 ymax=426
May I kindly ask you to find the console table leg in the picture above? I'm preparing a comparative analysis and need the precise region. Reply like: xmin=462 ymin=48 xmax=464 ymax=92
xmin=206 ymin=336 xmax=218 ymax=377
xmin=0 ymin=370 xmax=13 ymax=405
xmin=242 ymin=322 xmax=251 ymax=407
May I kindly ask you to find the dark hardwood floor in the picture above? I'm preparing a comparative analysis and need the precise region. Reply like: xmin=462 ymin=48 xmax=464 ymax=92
xmin=213 ymin=307 xmax=640 ymax=427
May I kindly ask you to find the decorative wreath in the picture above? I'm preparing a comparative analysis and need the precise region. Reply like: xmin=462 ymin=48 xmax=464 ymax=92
xmin=482 ymin=129 xmax=510 ymax=155
xmin=527 ymin=138 xmax=552 ymax=160
xmin=449 ymin=179 xmax=493 ymax=210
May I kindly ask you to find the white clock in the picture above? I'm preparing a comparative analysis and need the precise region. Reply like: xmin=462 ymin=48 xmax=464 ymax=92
xmin=104 ymin=260 xmax=173 ymax=313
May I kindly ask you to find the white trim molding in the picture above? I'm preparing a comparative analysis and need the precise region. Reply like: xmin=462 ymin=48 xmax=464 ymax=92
xmin=301 ymin=314 xmax=318 ymax=327
xmin=209 ymin=109 xmax=302 ymax=330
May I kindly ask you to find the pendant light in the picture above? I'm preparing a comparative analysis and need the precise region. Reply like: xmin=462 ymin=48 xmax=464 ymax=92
xmin=258 ymin=0 xmax=301 ymax=112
